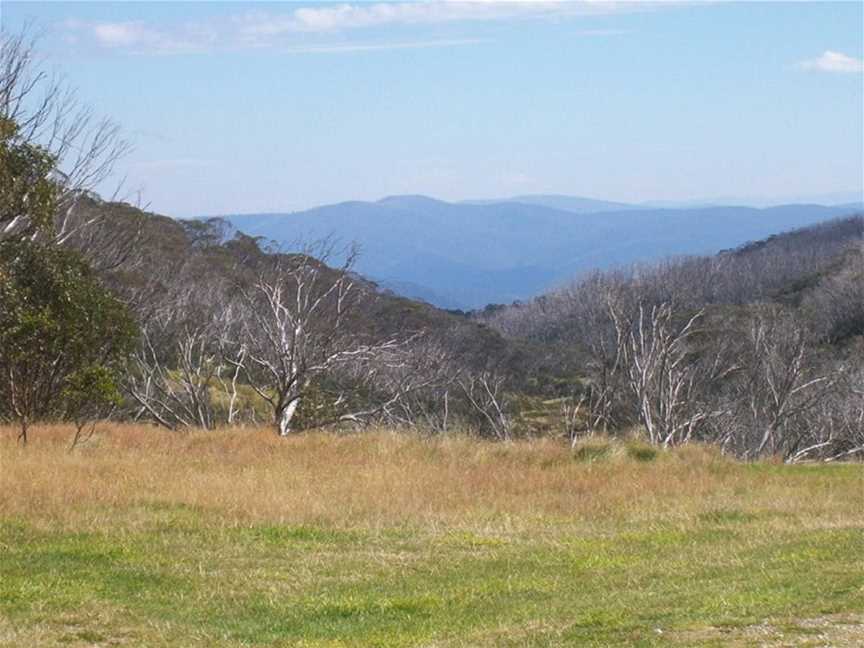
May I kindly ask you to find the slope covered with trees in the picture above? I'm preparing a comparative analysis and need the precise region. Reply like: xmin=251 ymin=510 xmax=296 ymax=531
xmin=481 ymin=216 xmax=864 ymax=461
xmin=61 ymin=195 xmax=528 ymax=436
xmin=9 ymin=178 xmax=861 ymax=461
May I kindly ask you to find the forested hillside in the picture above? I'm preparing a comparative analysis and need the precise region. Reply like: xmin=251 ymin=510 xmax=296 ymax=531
xmin=481 ymin=216 xmax=864 ymax=461
xmin=17 ymin=194 xmax=534 ymax=437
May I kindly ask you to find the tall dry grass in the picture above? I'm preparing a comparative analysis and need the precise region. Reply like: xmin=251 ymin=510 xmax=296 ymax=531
xmin=1 ymin=424 xmax=861 ymax=534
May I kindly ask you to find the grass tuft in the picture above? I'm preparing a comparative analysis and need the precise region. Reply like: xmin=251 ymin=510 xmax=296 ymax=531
xmin=571 ymin=439 xmax=613 ymax=462
xmin=625 ymin=441 xmax=658 ymax=462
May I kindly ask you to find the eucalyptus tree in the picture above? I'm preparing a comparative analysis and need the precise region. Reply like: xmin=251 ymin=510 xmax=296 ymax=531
xmin=237 ymin=244 xmax=408 ymax=436
xmin=0 ymin=47 xmax=136 ymax=442
xmin=0 ymin=241 xmax=137 ymax=443
xmin=125 ymin=279 xmax=248 ymax=430
xmin=0 ymin=29 xmax=129 ymax=244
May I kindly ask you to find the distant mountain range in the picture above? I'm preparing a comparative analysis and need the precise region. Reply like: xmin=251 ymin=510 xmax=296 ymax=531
xmin=462 ymin=194 xmax=637 ymax=213
xmin=464 ymin=191 xmax=864 ymax=211
xmin=215 ymin=194 xmax=863 ymax=309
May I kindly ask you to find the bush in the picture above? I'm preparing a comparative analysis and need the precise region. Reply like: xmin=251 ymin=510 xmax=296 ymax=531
xmin=626 ymin=442 xmax=658 ymax=462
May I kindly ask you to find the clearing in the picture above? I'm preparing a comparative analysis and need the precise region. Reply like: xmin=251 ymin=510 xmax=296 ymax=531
xmin=1 ymin=425 xmax=862 ymax=646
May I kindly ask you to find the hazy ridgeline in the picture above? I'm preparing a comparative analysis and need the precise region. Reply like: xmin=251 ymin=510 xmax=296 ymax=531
xmin=222 ymin=197 xmax=861 ymax=309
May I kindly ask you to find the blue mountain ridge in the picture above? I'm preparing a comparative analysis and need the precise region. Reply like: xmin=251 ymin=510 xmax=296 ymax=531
xmin=215 ymin=195 xmax=863 ymax=309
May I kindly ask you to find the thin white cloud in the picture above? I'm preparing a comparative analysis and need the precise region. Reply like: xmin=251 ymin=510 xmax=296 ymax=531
xmin=576 ymin=28 xmax=630 ymax=37
xmin=236 ymin=1 xmax=644 ymax=37
xmin=799 ymin=50 xmax=864 ymax=74
xmin=278 ymin=1 xmax=597 ymax=33
xmin=60 ymin=1 xmax=645 ymax=55
xmin=64 ymin=19 xmax=213 ymax=55
xmin=93 ymin=23 xmax=145 ymax=47
xmin=278 ymin=38 xmax=491 ymax=54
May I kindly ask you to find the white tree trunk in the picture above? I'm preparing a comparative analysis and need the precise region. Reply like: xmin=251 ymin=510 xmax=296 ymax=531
xmin=277 ymin=397 xmax=301 ymax=436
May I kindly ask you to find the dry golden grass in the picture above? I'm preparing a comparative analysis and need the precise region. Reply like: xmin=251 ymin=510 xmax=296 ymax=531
xmin=1 ymin=423 xmax=861 ymax=534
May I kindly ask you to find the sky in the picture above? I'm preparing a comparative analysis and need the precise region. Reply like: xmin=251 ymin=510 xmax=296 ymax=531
xmin=2 ymin=1 xmax=863 ymax=217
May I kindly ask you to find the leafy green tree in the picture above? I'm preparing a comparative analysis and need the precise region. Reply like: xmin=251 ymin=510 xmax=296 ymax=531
xmin=0 ymin=116 xmax=58 ymax=241
xmin=0 ymin=241 xmax=137 ymax=443
xmin=0 ymin=76 xmax=135 ymax=442
xmin=62 ymin=365 xmax=124 ymax=449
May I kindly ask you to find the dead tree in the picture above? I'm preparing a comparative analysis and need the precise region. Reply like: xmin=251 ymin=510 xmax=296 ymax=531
xmin=609 ymin=301 xmax=719 ymax=446
xmin=458 ymin=370 xmax=513 ymax=440
xmin=342 ymin=336 xmax=459 ymax=431
xmin=561 ymin=394 xmax=588 ymax=446
xmin=0 ymin=30 xmax=129 ymax=244
xmin=238 ymin=244 xmax=403 ymax=436
xmin=712 ymin=308 xmax=836 ymax=459
xmin=127 ymin=320 xmax=218 ymax=430
xmin=125 ymin=281 xmax=248 ymax=430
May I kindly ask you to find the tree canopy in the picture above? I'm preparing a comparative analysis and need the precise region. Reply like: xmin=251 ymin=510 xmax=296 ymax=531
xmin=0 ymin=240 xmax=137 ymax=442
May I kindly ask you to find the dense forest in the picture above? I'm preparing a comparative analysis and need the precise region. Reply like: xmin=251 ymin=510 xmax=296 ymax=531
xmin=1 ymin=31 xmax=862 ymax=461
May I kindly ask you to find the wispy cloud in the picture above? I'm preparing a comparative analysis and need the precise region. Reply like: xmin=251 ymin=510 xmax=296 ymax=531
xmin=798 ymin=50 xmax=864 ymax=74
xmin=63 ymin=18 xmax=215 ymax=55
xmin=278 ymin=38 xmax=491 ymax=54
xmin=60 ymin=1 xmax=645 ymax=55
xmin=237 ymin=1 xmax=627 ymax=37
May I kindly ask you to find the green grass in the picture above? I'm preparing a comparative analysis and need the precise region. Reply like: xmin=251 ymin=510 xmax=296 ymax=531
xmin=1 ymin=426 xmax=862 ymax=646
xmin=2 ymin=516 xmax=861 ymax=646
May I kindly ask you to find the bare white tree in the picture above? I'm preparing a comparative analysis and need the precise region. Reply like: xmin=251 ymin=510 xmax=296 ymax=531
xmin=125 ymin=278 xmax=249 ymax=430
xmin=561 ymin=394 xmax=588 ymax=446
xmin=238 ymin=244 xmax=405 ymax=436
xmin=347 ymin=336 xmax=459 ymax=431
xmin=708 ymin=308 xmax=836 ymax=460
xmin=458 ymin=370 xmax=513 ymax=440
xmin=0 ymin=29 xmax=130 ymax=244
xmin=609 ymin=301 xmax=717 ymax=446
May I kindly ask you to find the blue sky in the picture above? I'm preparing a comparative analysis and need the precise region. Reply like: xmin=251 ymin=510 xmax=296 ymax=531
xmin=3 ymin=1 xmax=863 ymax=217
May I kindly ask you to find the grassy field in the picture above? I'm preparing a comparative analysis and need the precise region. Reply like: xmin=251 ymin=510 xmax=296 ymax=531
xmin=0 ymin=425 xmax=862 ymax=647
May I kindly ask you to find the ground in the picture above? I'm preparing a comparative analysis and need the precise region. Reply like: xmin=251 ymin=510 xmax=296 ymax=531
xmin=1 ymin=425 xmax=862 ymax=646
